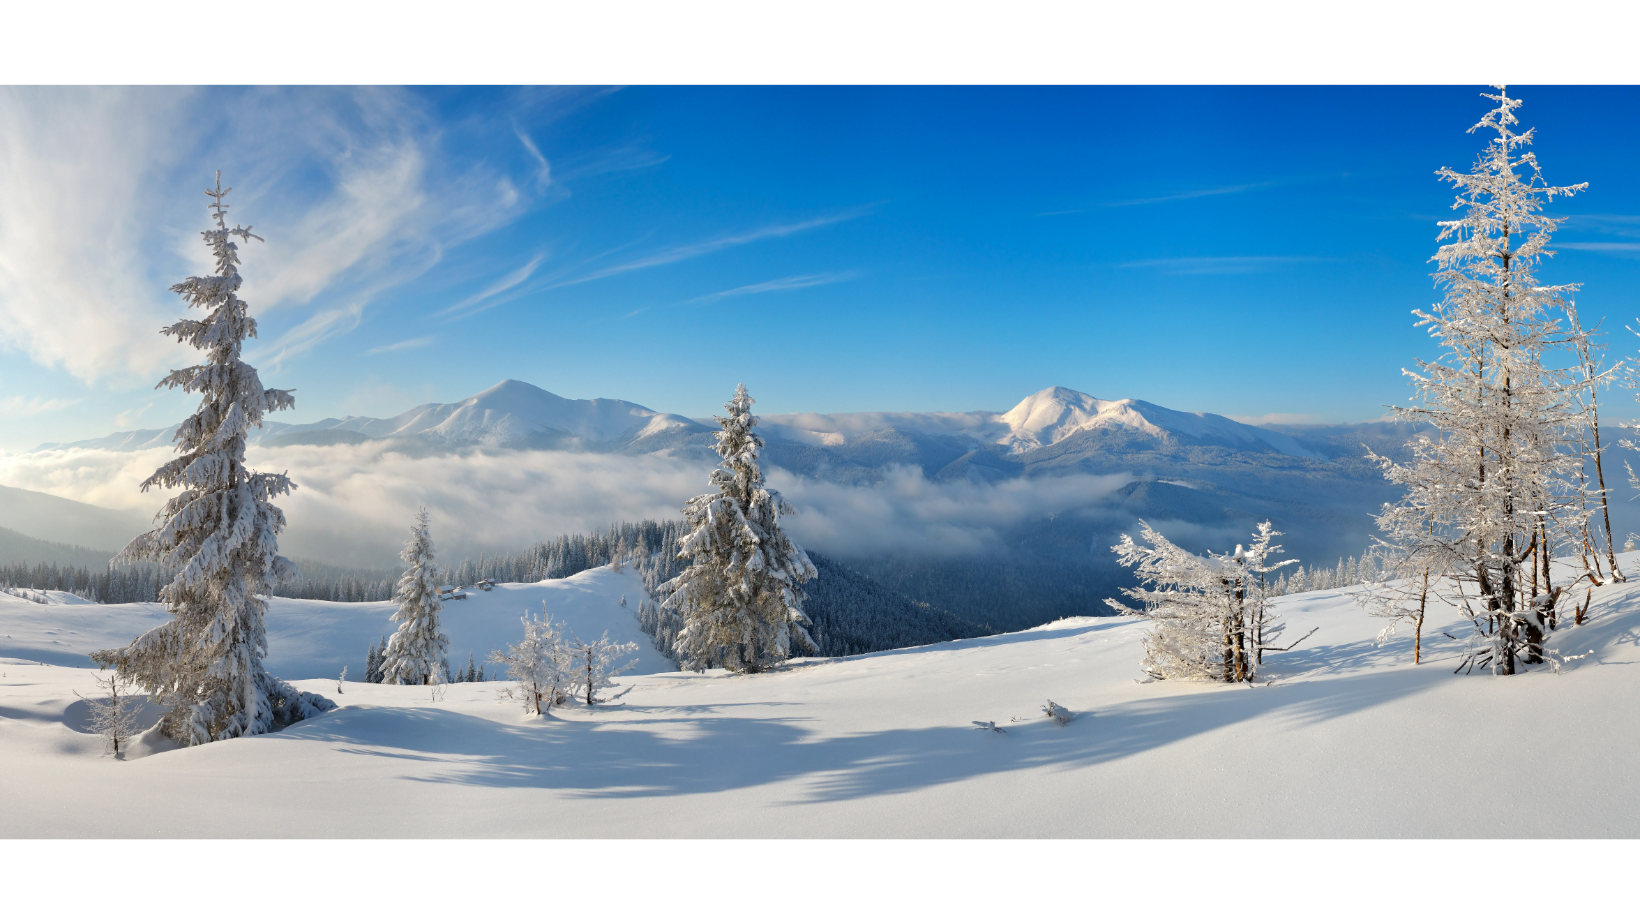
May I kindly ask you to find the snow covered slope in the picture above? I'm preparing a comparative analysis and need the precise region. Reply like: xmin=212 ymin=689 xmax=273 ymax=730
xmin=0 ymin=566 xmax=669 ymax=678
xmin=5 ymin=556 xmax=1640 ymax=836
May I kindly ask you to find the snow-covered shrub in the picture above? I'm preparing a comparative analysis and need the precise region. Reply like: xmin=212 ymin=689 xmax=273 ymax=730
xmin=565 ymin=631 xmax=639 ymax=706
xmin=491 ymin=612 xmax=572 ymax=715
xmin=1042 ymin=701 xmax=1073 ymax=726
xmin=1106 ymin=520 xmax=1295 ymax=682
xmin=91 ymin=174 xmax=334 ymax=745
xmin=75 ymin=672 xmax=144 ymax=758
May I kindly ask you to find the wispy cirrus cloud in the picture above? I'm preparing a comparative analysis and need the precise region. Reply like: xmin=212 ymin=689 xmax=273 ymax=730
xmin=514 ymin=126 xmax=553 ymax=187
xmin=1566 ymin=214 xmax=1640 ymax=236
xmin=0 ymin=87 xmax=535 ymax=385
xmin=626 ymin=271 xmax=857 ymax=317
xmin=250 ymin=302 xmax=366 ymax=368
xmin=0 ymin=395 xmax=84 ymax=417
xmin=1117 ymin=255 xmax=1330 ymax=275
xmin=688 ymin=271 xmax=856 ymax=304
xmin=436 ymin=254 xmax=547 ymax=319
xmin=364 ymin=336 xmax=436 ymax=355
xmin=1558 ymin=242 xmax=1640 ymax=257
xmin=1040 ymin=179 xmax=1301 ymax=216
xmin=556 ymin=208 xmax=873 ymax=289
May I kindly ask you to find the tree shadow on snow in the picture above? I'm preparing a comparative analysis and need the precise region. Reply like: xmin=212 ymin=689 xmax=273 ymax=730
xmin=267 ymin=666 xmax=1448 ymax=804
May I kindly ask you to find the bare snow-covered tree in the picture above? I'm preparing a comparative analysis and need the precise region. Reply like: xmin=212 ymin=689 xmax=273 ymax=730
xmin=380 ymin=508 xmax=449 ymax=685
xmin=490 ymin=611 xmax=572 ymax=714
xmin=76 ymin=671 xmax=144 ymax=758
xmin=1564 ymin=304 xmax=1623 ymax=587
xmin=661 ymin=384 xmax=818 ymax=672
xmin=92 ymin=174 xmax=333 ymax=745
xmin=565 ymin=631 xmax=638 ymax=705
xmin=1106 ymin=519 xmax=1298 ymax=682
xmin=1369 ymin=87 xmax=1591 ymax=675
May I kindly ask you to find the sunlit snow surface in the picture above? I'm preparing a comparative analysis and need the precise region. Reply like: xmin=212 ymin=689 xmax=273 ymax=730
xmin=3 ymin=560 xmax=1640 ymax=836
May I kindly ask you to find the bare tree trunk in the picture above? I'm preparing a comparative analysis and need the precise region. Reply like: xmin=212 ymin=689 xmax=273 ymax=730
xmin=1415 ymin=567 xmax=1430 ymax=665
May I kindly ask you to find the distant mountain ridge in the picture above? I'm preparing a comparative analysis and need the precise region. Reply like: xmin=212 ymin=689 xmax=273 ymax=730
xmin=35 ymin=380 xmax=1336 ymax=467
xmin=34 ymin=380 xmax=708 ymax=454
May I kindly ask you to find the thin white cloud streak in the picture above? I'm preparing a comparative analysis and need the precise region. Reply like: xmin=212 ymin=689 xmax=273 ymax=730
xmin=1107 ymin=180 xmax=1286 ymax=207
xmin=0 ymin=446 xmax=1133 ymax=567
xmin=514 ymin=126 xmax=552 ymax=186
xmin=436 ymin=254 xmax=546 ymax=318
xmin=1040 ymin=179 xmax=1294 ymax=215
xmin=1559 ymin=242 xmax=1640 ymax=256
xmin=0 ymin=87 xmax=530 ymax=385
xmin=554 ymin=209 xmax=871 ymax=289
xmin=0 ymin=395 xmax=84 ymax=417
xmin=364 ymin=336 xmax=436 ymax=355
xmin=253 ymin=302 xmax=366 ymax=369
xmin=113 ymin=402 xmax=154 ymax=428
xmin=686 ymin=271 xmax=855 ymax=304
xmin=1117 ymin=255 xmax=1329 ymax=275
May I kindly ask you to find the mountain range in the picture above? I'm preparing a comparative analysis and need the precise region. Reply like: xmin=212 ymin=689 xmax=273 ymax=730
xmin=35 ymin=379 xmax=1372 ymax=475
xmin=15 ymin=380 xmax=1461 ymax=627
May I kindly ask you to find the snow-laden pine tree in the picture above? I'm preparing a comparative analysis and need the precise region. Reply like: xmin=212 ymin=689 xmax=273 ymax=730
xmin=1106 ymin=520 xmax=1296 ymax=682
xmin=379 ymin=508 xmax=450 ymax=685
xmin=92 ymin=174 xmax=333 ymax=745
xmin=1369 ymin=87 xmax=1591 ymax=675
xmin=660 ymin=384 xmax=818 ymax=672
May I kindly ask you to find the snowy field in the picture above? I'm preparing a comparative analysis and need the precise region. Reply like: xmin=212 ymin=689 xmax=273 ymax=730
xmin=0 ymin=567 xmax=667 ymax=679
xmin=4 ymin=560 xmax=1640 ymax=837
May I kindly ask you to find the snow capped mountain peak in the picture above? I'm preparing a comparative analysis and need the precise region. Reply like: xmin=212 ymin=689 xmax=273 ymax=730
xmin=33 ymin=379 xmax=1318 ymax=462
xmin=997 ymin=387 xmax=1148 ymax=452
xmin=993 ymin=386 xmax=1321 ymax=458
xmin=343 ymin=379 xmax=679 ymax=446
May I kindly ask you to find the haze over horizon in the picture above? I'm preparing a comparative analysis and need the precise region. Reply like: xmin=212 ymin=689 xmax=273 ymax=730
xmin=6 ymin=85 xmax=1640 ymax=452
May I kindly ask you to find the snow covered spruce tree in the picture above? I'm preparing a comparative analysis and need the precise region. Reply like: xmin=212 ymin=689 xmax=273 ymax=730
xmin=1369 ymin=87 xmax=1592 ymax=675
xmin=379 ymin=507 xmax=449 ymax=685
xmin=660 ymin=383 xmax=818 ymax=672
xmin=91 ymin=174 xmax=333 ymax=745
xmin=1105 ymin=520 xmax=1297 ymax=682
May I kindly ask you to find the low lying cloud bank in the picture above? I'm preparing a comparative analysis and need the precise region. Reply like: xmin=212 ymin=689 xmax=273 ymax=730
xmin=0 ymin=445 xmax=1136 ymax=568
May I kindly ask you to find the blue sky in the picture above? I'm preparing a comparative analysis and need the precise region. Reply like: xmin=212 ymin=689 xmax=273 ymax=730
xmin=4 ymin=85 xmax=1640 ymax=450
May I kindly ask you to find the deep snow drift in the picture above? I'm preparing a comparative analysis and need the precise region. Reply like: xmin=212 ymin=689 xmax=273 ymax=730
xmin=4 ymin=561 xmax=1640 ymax=837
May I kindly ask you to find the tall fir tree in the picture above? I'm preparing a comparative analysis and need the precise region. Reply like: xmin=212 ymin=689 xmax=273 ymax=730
xmin=661 ymin=384 xmax=818 ymax=672
xmin=1369 ymin=86 xmax=1590 ymax=675
xmin=379 ymin=507 xmax=449 ymax=685
xmin=92 ymin=173 xmax=332 ymax=745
